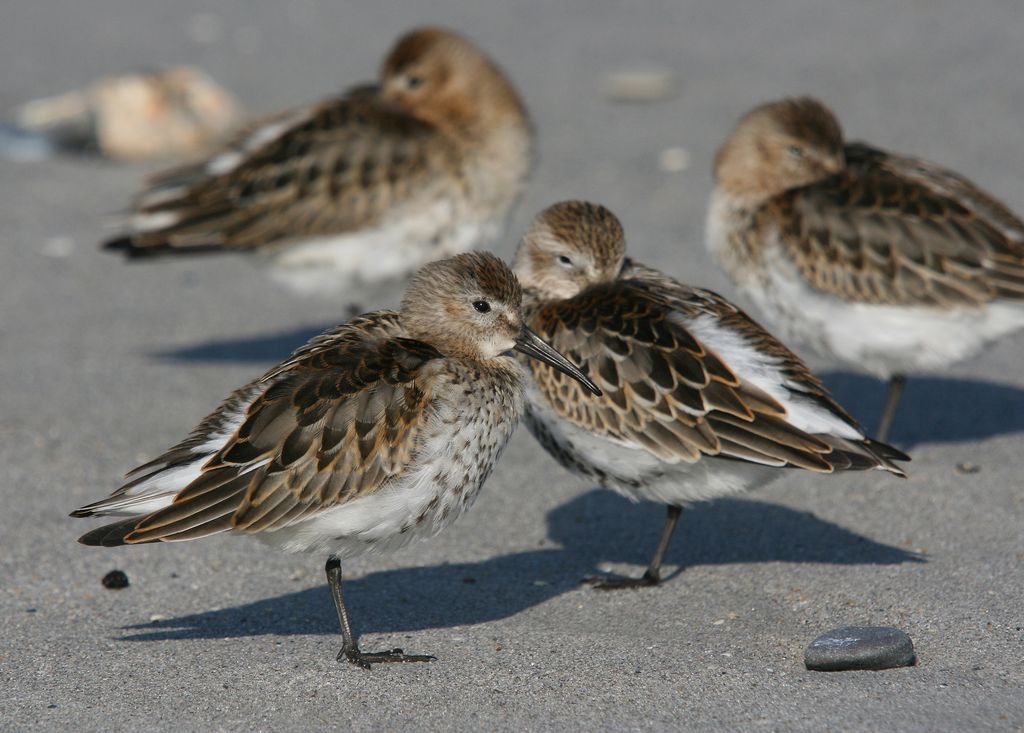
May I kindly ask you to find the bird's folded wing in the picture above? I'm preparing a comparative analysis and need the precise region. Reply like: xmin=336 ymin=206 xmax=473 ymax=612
xmin=774 ymin=142 xmax=1024 ymax=307
xmin=120 ymin=316 xmax=444 ymax=542
xmin=123 ymin=86 xmax=451 ymax=251
xmin=527 ymin=275 xmax=903 ymax=473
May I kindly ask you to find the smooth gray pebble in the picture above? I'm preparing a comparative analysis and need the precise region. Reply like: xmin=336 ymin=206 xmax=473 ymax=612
xmin=805 ymin=626 xmax=915 ymax=671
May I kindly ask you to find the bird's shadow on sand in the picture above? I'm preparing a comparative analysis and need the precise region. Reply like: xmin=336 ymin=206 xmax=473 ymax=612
xmin=120 ymin=491 xmax=922 ymax=642
xmin=151 ymin=324 xmax=332 ymax=364
xmin=820 ymin=371 xmax=1024 ymax=447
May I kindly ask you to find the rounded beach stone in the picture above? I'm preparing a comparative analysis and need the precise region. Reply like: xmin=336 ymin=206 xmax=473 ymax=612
xmin=804 ymin=626 xmax=915 ymax=671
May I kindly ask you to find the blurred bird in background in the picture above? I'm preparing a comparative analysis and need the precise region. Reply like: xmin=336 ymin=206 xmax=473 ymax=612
xmin=103 ymin=27 xmax=534 ymax=296
xmin=707 ymin=97 xmax=1024 ymax=440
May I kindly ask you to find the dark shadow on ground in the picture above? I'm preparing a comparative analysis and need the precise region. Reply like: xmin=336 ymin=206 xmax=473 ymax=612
xmin=120 ymin=492 xmax=921 ymax=642
xmin=820 ymin=371 xmax=1024 ymax=447
xmin=151 ymin=324 xmax=331 ymax=364
xmin=547 ymin=491 xmax=922 ymax=572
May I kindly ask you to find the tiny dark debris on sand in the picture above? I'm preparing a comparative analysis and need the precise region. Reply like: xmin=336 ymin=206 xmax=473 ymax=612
xmin=102 ymin=569 xmax=130 ymax=590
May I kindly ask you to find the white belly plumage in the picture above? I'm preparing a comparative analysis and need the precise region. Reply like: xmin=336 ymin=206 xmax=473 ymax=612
xmin=261 ymin=407 xmax=518 ymax=558
xmin=747 ymin=246 xmax=1024 ymax=379
xmin=268 ymin=201 xmax=498 ymax=296
xmin=705 ymin=195 xmax=1024 ymax=379
xmin=523 ymin=387 xmax=779 ymax=507
xmin=102 ymin=387 xmax=521 ymax=560
xmin=263 ymin=392 xmax=521 ymax=558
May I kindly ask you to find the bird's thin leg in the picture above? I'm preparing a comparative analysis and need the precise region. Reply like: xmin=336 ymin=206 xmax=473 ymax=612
xmin=876 ymin=374 xmax=906 ymax=443
xmin=644 ymin=505 xmax=683 ymax=582
xmin=325 ymin=556 xmax=435 ymax=669
xmin=585 ymin=505 xmax=683 ymax=590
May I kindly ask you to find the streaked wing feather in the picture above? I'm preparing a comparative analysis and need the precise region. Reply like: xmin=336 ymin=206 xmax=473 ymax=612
xmin=527 ymin=268 xmax=892 ymax=473
xmin=775 ymin=142 xmax=1024 ymax=306
xmin=119 ymin=314 xmax=442 ymax=543
xmin=124 ymin=86 xmax=453 ymax=252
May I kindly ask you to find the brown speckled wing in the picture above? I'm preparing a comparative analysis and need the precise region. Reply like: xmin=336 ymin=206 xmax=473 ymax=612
xmin=526 ymin=265 xmax=891 ymax=472
xmin=121 ymin=312 xmax=443 ymax=542
xmin=773 ymin=142 xmax=1024 ymax=306
xmin=128 ymin=86 xmax=455 ymax=251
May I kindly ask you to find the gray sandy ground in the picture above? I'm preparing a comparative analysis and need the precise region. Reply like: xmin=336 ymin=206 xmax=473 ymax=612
xmin=2 ymin=1 xmax=1022 ymax=730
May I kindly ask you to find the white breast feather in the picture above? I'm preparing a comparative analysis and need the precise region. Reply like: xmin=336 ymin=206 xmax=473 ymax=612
xmin=265 ymin=394 xmax=519 ymax=558
xmin=758 ymin=248 xmax=1024 ymax=378
xmin=706 ymin=189 xmax=1024 ymax=378
xmin=523 ymin=387 xmax=778 ymax=506
xmin=267 ymin=198 xmax=491 ymax=295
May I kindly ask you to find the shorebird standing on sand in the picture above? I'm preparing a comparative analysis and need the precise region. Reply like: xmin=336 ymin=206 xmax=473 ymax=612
xmin=72 ymin=252 xmax=599 ymax=668
xmin=707 ymin=96 xmax=1024 ymax=440
xmin=514 ymin=201 xmax=907 ymax=589
xmin=104 ymin=27 xmax=534 ymax=296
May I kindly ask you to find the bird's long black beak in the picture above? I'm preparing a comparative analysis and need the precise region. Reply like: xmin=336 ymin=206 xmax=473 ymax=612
xmin=515 ymin=327 xmax=602 ymax=397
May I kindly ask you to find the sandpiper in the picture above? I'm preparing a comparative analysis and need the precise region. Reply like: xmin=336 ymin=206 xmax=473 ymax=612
xmin=707 ymin=96 xmax=1024 ymax=440
xmin=104 ymin=27 xmax=533 ymax=295
xmin=72 ymin=252 xmax=599 ymax=667
xmin=514 ymin=201 xmax=907 ymax=589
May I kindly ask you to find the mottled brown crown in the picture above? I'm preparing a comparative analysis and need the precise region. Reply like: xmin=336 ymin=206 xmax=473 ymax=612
xmin=380 ymin=27 xmax=527 ymax=134
xmin=384 ymin=28 xmax=458 ymax=72
xmin=534 ymin=201 xmax=626 ymax=267
xmin=714 ymin=96 xmax=846 ymax=201
xmin=402 ymin=252 xmax=524 ymax=359
xmin=514 ymin=200 xmax=627 ymax=301
xmin=406 ymin=251 xmax=522 ymax=308
xmin=749 ymin=97 xmax=843 ymax=152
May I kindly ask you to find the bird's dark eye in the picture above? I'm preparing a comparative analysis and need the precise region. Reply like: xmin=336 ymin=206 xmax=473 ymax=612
xmin=472 ymin=300 xmax=491 ymax=313
xmin=406 ymin=75 xmax=424 ymax=89
xmin=787 ymin=145 xmax=804 ymax=158
xmin=557 ymin=255 xmax=573 ymax=267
